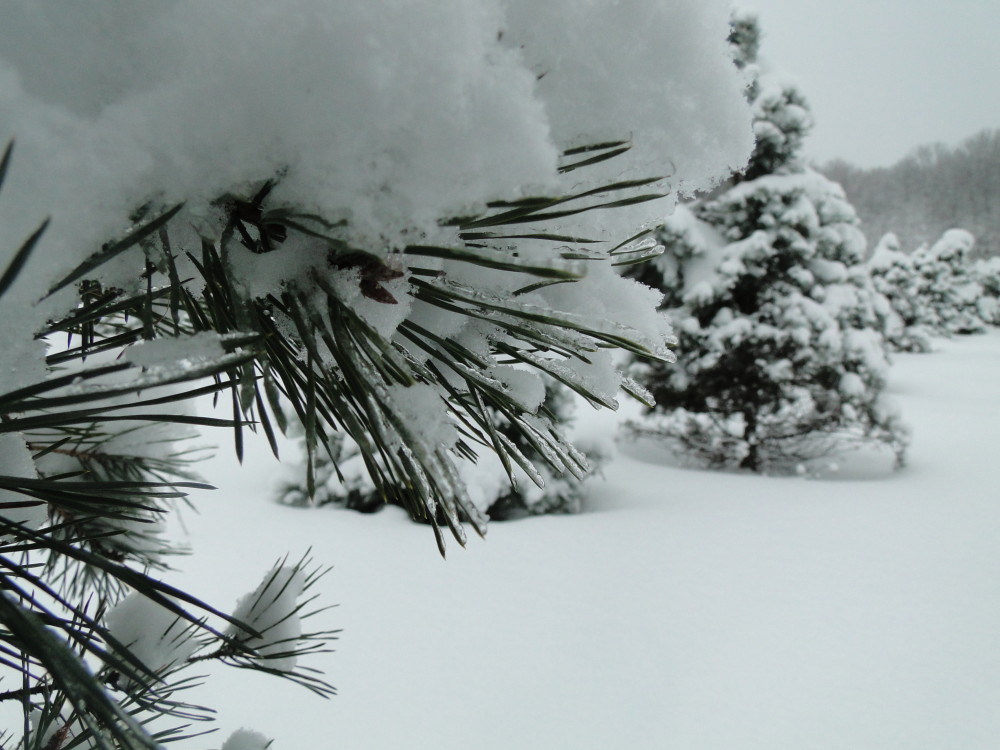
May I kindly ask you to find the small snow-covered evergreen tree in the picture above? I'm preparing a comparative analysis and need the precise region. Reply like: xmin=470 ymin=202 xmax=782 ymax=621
xmin=912 ymin=229 xmax=987 ymax=335
xmin=971 ymin=255 xmax=1000 ymax=325
xmin=628 ymin=9 xmax=907 ymax=472
xmin=867 ymin=232 xmax=934 ymax=352
xmin=280 ymin=378 xmax=611 ymax=520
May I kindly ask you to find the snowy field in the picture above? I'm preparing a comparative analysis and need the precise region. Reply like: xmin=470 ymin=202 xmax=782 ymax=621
xmin=174 ymin=330 xmax=1000 ymax=749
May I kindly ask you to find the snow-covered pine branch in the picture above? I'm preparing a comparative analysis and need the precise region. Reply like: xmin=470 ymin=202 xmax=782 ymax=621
xmin=0 ymin=1 xmax=753 ymax=746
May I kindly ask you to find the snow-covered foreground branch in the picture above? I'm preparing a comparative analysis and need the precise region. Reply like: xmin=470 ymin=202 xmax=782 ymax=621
xmin=0 ymin=1 xmax=754 ymax=745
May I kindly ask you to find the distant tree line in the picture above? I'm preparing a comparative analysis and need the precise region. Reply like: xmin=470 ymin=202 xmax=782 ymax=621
xmin=823 ymin=129 xmax=1000 ymax=258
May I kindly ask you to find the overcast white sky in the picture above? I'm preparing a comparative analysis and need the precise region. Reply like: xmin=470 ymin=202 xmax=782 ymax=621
xmin=742 ymin=1 xmax=1000 ymax=168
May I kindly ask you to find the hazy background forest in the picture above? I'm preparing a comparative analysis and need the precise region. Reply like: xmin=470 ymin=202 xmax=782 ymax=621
xmin=822 ymin=129 xmax=1000 ymax=258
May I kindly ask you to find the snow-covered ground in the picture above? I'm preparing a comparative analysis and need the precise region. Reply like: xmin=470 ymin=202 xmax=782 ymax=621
xmin=174 ymin=330 xmax=1000 ymax=749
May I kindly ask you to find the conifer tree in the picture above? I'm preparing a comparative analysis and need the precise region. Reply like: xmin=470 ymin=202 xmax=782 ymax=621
xmin=280 ymin=377 xmax=610 ymax=520
xmin=971 ymin=255 xmax=1000 ymax=325
xmin=911 ymin=229 xmax=987 ymax=335
xmin=628 ymin=10 xmax=908 ymax=472
xmin=867 ymin=232 xmax=934 ymax=352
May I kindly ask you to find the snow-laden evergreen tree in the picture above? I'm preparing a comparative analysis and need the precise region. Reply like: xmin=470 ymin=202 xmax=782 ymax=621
xmin=0 ymin=2 xmax=753 ymax=747
xmin=867 ymin=232 xmax=934 ymax=352
xmin=971 ymin=255 xmax=1000 ymax=325
xmin=279 ymin=378 xmax=611 ymax=520
xmin=912 ymin=229 xmax=987 ymax=335
xmin=627 ymin=9 xmax=907 ymax=472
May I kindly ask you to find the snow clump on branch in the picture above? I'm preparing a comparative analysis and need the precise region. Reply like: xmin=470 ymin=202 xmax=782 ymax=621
xmin=0 ymin=0 xmax=751 ymax=322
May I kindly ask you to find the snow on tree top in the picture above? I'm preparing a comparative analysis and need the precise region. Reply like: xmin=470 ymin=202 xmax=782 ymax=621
xmin=928 ymin=228 xmax=976 ymax=261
